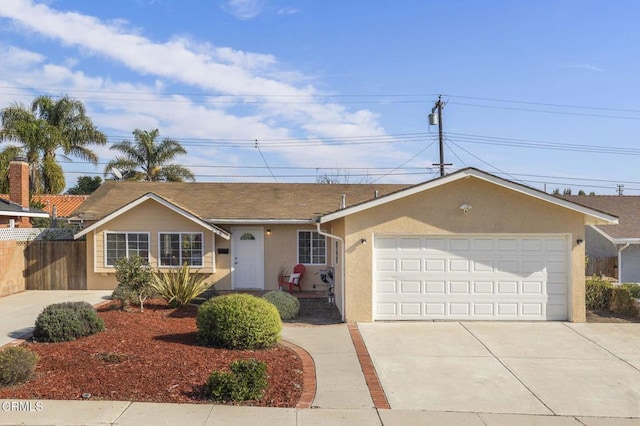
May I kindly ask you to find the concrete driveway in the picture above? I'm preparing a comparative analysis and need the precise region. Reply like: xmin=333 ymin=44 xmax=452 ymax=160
xmin=0 ymin=290 xmax=112 ymax=347
xmin=359 ymin=322 xmax=640 ymax=418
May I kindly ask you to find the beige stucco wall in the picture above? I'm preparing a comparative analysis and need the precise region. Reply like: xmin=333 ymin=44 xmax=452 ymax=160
xmin=86 ymin=199 xmax=219 ymax=289
xmin=329 ymin=177 xmax=587 ymax=323
xmin=84 ymin=201 xmax=333 ymax=292
xmin=250 ymin=224 xmax=332 ymax=291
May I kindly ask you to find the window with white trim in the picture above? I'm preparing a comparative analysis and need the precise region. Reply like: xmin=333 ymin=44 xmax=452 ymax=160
xmin=105 ymin=232 xmax=149 ymax=266
xmin=159 ymin=232 xmax=203 ymax=266
xmin=298 ymin=231 xmax=326 ymax=265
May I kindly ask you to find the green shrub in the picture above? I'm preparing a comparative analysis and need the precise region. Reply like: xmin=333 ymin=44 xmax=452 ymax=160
xmin=204 ymin=358 xmax=268 ymax=402
xmin=114 ymin=256 xmax=154 ymax=311
xmin=33 ymin=301 xmax=105 ymax=343
xmin=151 ymin=263 xmax=211 ymax=308
xmin=263 ymin=291 xmax=300 ymax=320
xmin=0 ymin=346 xmax=38 ymax=387
xmin=610 ymin=286 xmax=639 ymax=317
xmin=585 ymin=278 xmax=613 ymax=311
xmin=620 ymin=283 xmax=640 ymax=299
xmin=197 ymin=294 xmax=281 ymax=349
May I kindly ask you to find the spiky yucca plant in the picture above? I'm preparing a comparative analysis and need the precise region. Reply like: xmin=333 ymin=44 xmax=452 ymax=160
xmin=151 ymin=263 xmax=211 ymax=308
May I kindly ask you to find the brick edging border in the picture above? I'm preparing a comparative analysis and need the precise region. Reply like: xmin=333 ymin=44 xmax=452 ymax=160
xmin=347 ymin=323 xmax=391 ymax=409
xmin=279 ymin=340 xmax=316 ymax=409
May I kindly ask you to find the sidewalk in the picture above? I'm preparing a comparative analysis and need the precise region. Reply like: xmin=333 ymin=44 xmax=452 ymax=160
xmin=0 ymin=291 xmax=638 ymax=425
xmin=0 ymin=401 xmax=636 ymax=425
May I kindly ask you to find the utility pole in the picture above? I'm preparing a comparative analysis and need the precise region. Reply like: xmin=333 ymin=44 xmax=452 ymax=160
xmin=429 ymin=95 xmax=451 ymax=177
xmin=617 ymin=184 xmax=624 ymax=196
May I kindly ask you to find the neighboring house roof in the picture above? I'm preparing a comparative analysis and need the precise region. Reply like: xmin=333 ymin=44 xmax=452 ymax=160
xmin=0 ymin=194 xmax=88 ymax=218
xmin=565 ymin=195 xmax=640 ymax=241
xmin=70 ymin=181 xmax=409 ymax=222
xmin=0 ymin=198 xmax=48 ymax=218
xmin=74 ymin=193 xmax=231 ymax=240
xmin=319 ymin=168 xmax=619 ymax=224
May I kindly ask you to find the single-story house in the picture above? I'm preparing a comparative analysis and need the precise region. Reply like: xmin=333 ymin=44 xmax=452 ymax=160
xmin=0 ymin=158 xmax=48 ymax=228
xmin=565 ymin=195 xmax=640 ymax=283
xmin=71 ymin=168 xmax=617 ymax=323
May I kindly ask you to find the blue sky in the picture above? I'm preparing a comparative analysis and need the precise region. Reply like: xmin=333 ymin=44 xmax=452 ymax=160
xmin=1 ymin=0 xmax=640 ymax=194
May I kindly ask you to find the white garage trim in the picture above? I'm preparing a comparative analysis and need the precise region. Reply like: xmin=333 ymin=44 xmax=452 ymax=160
xmin=373 ymin=234 xmax=571 ymax=321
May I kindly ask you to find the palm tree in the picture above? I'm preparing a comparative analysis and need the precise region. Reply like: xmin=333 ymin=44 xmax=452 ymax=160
xmin=0 ymin=95 xmax=107 ymax=193
xmin=104 ymin=129 xmax=195 ymax=182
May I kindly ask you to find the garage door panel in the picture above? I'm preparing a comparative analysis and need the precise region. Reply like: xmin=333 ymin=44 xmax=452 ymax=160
xmin=376 ymin=258 xmax=397 ymax=272
xmin=449 ymin=281 xmax=470 ymax=294
xmin=474 ymin=260 xmax=494 ymax=272
xmin=425 ymin=281 xmax=445 ymax=293
xmin=374 ymin=235 xmax=569 ymax=321
xmin=425 ymin=259 xmax=446 ymax=272
xmin=449 ymin=303 xmax=470 ymax=315
xmin=376 ymin=281 xmax=397 ymax=293
xmin=546 ymin=238 xmax=567 ymax=251
xmin=425 ymin=238 xmax=447 ymax=250
xmin=497 ymin=281 xmax=518 ymax=294
xmin=375 ymin=238 xmax=397 ymax=250
xmin=449 ymin=259 xmax=471 ymax=272
xmin=474 ymin=281 xmax=494 ymax=293
xmin=522 ymin=303 xmax=543 ymax=316
xmin=399 ymin=280 xmax=421 ymax=293
xmin=522 ymin=281 xmax=543 ymax=294
xmin=473 ymin=303 xmax=494 ymax=316
xmin=497 ymin=238 xmax=519 ymax=251
xmin=400 ymin=238 xmax=421 ymax=250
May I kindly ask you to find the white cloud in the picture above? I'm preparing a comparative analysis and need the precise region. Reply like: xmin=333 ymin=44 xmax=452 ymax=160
xmin=563 ymin=63 xmax=605 ymax=72
xmin=277 ymin=7 xmax=300 ymax=16
xmin=0 ymin=1 xmax=421 ymax=183
xmin=222 ymin=0 xmax=265 ymax=20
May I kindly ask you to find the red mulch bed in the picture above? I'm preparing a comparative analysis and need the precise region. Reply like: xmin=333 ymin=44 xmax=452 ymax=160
xmin=0 ymin=299 xmax=303 ymax=406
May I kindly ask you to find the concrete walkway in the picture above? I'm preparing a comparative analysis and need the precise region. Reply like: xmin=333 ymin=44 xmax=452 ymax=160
xmin=0 ymin=291 xmax=639 ymax=425
xmin=0 ymin=290 xmax=112 ymax=346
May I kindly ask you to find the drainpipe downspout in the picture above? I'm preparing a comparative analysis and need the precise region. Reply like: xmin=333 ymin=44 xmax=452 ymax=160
xmin=618 ymin=243 xmax=631 ymax=283
xmin=316 ymin=221 xmax=346 ymax=322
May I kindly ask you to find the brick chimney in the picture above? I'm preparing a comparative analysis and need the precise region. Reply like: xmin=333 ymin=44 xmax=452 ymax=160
xmin=9 ymin=157 xmax=30 ymax=227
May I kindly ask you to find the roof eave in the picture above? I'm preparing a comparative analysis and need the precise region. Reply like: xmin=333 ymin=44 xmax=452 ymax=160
xmin=74 ymin=193 xmax=231 ymax=240
xmin=0 ymin=210 xmax=49 ymax=218
xmin=319 ymin=168 xmax=619 ymax=224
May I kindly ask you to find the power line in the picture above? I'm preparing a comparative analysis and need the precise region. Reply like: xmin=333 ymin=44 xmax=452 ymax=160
xmin=372 ymin=142 xmax=436 ymax=183
xmin=448 ymin=102 xmax=640 ymax=120
xmin=255 ymin=140 xmax=277 ymax=183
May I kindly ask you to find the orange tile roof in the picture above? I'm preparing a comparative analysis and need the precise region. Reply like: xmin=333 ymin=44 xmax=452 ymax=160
xmin=0 ymin=194 xmax=89 ymax=218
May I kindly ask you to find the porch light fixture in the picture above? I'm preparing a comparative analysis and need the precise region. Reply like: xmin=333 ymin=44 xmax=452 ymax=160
xmin=360 ymin=238 xmax=367 ymax=245
xmin=266 ymin=229 xmax=271 ymax=236
xmin=577 ymin=238 xmax=583 ymax=245
xmin=459 ymin=203 xmax=472 ymax=214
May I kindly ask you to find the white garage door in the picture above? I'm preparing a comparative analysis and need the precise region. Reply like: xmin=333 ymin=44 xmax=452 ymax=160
xmin=374 ymin=235 xmax=569 ymax=321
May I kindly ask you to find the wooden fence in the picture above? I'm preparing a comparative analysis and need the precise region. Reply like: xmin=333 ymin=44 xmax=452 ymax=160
xmin=586 ymin=256 xmax=618 ymax=279
xmin=24 ymin=240 xmax=87 ymax=290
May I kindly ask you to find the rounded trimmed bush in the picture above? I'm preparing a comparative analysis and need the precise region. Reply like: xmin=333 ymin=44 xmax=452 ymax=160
xmin=33 ymin=301 xmax=105 ymax=343
xmin=263 ymin=290 xmax=300 ymax=320
xmin=204 ymin=358 xmax=268 ymax=402
xmin=197 ymin=294 xmax=281 ymax=349
xmin=0 ymin=346 xmax=38 ymax=387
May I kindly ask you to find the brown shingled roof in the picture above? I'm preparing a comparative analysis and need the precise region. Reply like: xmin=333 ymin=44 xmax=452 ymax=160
xmin=564 ymin=195 xmax=638 ymax=239
xmin=71 ymin=181 xmax=410 ymax=221
xmin=0 ymin=194 xmax=89 ymax=218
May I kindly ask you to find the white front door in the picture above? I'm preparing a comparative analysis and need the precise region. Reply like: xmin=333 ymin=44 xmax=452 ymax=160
xmin=232 ymin=227 xmax=265 ymax=289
